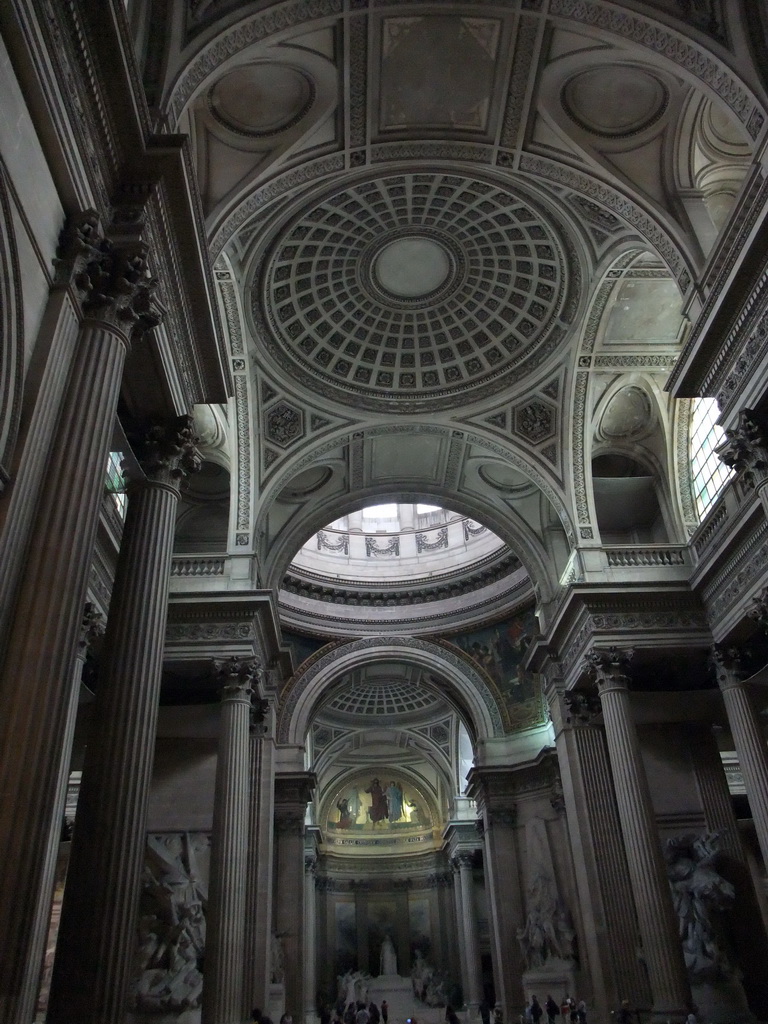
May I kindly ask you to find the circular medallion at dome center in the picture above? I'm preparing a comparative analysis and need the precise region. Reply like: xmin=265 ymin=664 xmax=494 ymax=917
xmin=256 ymin=172 xmax=576 ymax=411
xmin=374 ymin=236 xmax=452 ymax=298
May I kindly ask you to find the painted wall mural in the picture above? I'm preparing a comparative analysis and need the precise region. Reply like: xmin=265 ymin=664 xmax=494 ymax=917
xmin=448 ymin=605 xmax=545 ymax=731
xmin=324 ymin=772 xmax=436 ymax=849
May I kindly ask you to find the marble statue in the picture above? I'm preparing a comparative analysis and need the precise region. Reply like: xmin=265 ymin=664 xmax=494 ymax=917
xmin=380 ymin=934 xmax=398 ymax=975
xmin=131 ymin=833 xmax=209 ymax=1012
xmin=664 ymin=833 xmax=735 ymax=981
xmin=517 ymin=872 xmax=575 ymax=968
xmin=271 ymin=932 xmax=285 ymax=984
xmin=338 ymin=970 xmax=371 ymax=1007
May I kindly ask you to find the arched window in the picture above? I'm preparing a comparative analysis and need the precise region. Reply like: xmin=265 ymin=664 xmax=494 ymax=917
xmin=690 ymin=398 xmax=733 ymax=519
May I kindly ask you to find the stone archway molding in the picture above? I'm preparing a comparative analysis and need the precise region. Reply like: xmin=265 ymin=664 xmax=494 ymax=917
xmin=277 ymin=635 xmax=506 ymax=745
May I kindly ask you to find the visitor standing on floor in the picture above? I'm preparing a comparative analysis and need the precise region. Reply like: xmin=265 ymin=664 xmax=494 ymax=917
xmin=545 ymin=995 xmax=559 ymax=1024
xmin=381 ymin=1001 xmax=388 ymax=1024
xmin=530 ymin=995 xmax=543 ymax=1024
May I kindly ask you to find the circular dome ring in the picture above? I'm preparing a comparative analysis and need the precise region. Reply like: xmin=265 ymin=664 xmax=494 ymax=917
xmin=254 ymin=171 xmax=577 ymax=412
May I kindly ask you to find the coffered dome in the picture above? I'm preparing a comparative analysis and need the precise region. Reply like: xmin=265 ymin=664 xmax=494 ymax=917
xmin=253 ymin=171 xmax=581 ymax=412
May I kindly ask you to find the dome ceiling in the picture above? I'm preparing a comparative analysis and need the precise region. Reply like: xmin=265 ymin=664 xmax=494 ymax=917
xmin=252 ymin=171 xmax=581 ymax=412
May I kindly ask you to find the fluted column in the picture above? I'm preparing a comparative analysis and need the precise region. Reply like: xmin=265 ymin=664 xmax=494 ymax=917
xmin=451 ymin=861 xmax=470 ymax=1005
xmin=0 ymin=213 xmax=84 ymax=649
xmin=586 ymin=648 xmax=690 ymax=1020
xmin=244 ymin=701 xmax=276 ymax=1017
xmin=203 ymin=658 xmax=261 ymax=1024
xmin=711 ymin=645 xmax=768 ymax=868
xmin=48 ymin=416 xmax=199 ymax=1024
xmin=467 ymin=769 xmax=524 ymax=1024
xmin=274 ymin=773 xmax=315 ymax=1020
xmin=453 ymin=853 xmax=482 ymax=1010
xmin=0 ymin=214 xmax=155 ymax=1024
xmin=547 ymin=675 xmax=649 ymax=1019
xmin=304 ymin=852 xmax=318 ymax=1024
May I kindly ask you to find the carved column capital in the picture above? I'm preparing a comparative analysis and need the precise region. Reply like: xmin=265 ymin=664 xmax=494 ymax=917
xmin=213 ymin=656 xmax=262 ymax=702
xmin=274 ymin=811 xmax=306 ymax=837
xmin=710 ymin=644 xmax=747 ymax=691
xmin=57 ymin=210 xmax=159 ymax=332
xmin=486 ymin=806 xmax=517 ymax=829
xmin=250 ymin=696 xmax=270 ymax=733
xmin=130 ymin=415 xmax=202 ymax=487
xmin=563 ymin=689 xmax=602 ymax=724
xmin=584 ymin=646 xmax=634 ymax=691
xmin=717 ymin=408 xmax=768 ymax=489
xmin=452 ymin=851 xmax=476 ymax=872
xmin=77 ymin=602 xmax=105 ymax=660
xmin=748 ymin=589 xmax=768 ymax=633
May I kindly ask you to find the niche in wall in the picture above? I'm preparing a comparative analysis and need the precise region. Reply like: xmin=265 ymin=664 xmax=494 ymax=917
xmin=591 ymin=453 xmax=668 ymax=544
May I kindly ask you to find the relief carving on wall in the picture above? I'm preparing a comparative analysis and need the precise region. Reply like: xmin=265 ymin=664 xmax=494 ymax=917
xmin=131 ymin=832 xmax=210 ymax=1013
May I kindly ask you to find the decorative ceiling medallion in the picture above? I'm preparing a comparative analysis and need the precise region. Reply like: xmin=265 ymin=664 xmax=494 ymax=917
xmin=208 ymin=62 xmax=314 ymax=137
xmin=562 ymin=66 xmax=668 ymax=139
xmin=257 ymin=172 xmax=576 ymax=411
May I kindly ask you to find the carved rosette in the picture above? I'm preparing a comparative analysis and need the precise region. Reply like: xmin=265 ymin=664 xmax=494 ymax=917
xmin=584 ymin=646 xmax=634 ymax=691
xmin=709 ymin=643 xmax=747 ymax=691
xmin=716 ymin=408 xmax=768 ymax=489
xmin=130 ymin=415 xmax=202 ymax=488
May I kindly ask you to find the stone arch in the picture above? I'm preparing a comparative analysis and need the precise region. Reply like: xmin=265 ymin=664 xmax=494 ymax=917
xmin=276 ymin=635 xmax=506 ymax=746
xmin=255 ymin=422 xmax=575 ymax=600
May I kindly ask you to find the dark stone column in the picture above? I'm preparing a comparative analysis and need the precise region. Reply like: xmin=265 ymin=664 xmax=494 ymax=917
xmin=202 ymin=657 xmax=261 ymax=1024
xmin=586 ymin=648 xmax=690 ymax=1021
xmin=243 ymin=699 xmax=275 ymax=1018
xmin=547 ymin=675 xmax=650 ymax=1018
xmin=711 ymin=645 xmax=768 ymax=870
xmin=0 ymin=213 xmax=155 ymax=1024
xmin=467 ymin=768 xmax=525 ymax=1023
xmin=274 ymin=773 xmax=315 ymax=1020
xmin=48 ymin=416 xmax=199 ymax=1024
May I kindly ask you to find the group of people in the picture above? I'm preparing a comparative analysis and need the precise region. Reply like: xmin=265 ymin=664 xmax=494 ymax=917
xmin=527 ymin=994 xmax=587 ymax=1024
xmin=330 ymin=998 xmax=389 ymax=1024
xmin=252 ymin=1008 xmax=294 ymax=1024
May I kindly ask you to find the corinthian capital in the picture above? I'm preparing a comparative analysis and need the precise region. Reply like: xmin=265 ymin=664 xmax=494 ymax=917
xmin=583 ymin=646 xmax=634 ymax=690
xmin=77 ymin=602 xmax=105 ymax=659
xmin=55 ymin=208 xmax=160 ymax=331
xmin=716 ymin=409 xmax=768 ymax=489
xmin=131 ymin=415 xmax=201 ymax=485
xmin=213 ymin=656 xmax=262 ymax=701
xmin=748 ymin=589 xmax=768 ymax=634
xmin=709 ymin=644 xmax=747 ymax=691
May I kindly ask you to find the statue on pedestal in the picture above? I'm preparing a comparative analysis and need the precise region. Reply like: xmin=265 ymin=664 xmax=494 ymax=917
xmin=380 ymin=935 xmax=398 ymax=976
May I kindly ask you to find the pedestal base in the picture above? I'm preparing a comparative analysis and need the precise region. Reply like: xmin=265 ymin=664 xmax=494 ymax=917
xmin=368 ymin=976 xmax=444 ymax=1024
xmin=690 ymin=978 xmax=754 ymax=1024
xmin=521 ymin=961 xmax=577 ymax=1006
